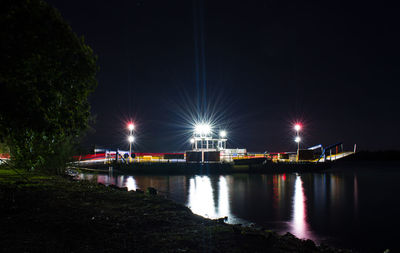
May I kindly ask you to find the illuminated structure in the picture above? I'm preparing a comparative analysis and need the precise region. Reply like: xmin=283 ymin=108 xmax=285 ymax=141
xmin=190 ymin=123 xmax=227 ymax=151
xmin=187 ymin=123 xmax=231 ymax=163
xmin=127 ymin=123 xmax=135 ymax=162
xmin=74 ymin=121 xmax=354 ymax=166
xmin=294 ymin=123 xmax=301 ymax=161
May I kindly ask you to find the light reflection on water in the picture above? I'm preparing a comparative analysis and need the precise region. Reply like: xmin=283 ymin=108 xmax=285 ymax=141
xmin=187 ymin=176 xmax=235 ymax=222
xmin=291 ymin=175 xmax=312 ymax=240
xmin=76 ymin=165 xmax=400 ymax=252
xmin=188 ymin=176 xmax=216 ymax=218
xmin=126 ymin=176 xmax=137 ymax=191
xmin=77 ymin=172 xmax=315 ymax=238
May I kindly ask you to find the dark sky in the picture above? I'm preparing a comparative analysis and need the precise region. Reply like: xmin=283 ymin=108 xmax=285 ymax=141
xmin=46 ymin=0 xmax=400 ymax=152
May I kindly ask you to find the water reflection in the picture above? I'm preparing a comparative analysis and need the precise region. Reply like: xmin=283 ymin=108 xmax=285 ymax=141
xmin=126 ymin=176 xmax=137 ymax=191
xmin=188 ymin=176 xmax=216 ymax=218
xmin=272 ymin=174 xmax=289 ymax=220
xmin=187 ymin=176 xmax=232 ymax=221
xmin=353 ymin=174 xmax=358 ymax=219
xmin=76 ymin=169 xmax=367 ymax=247
xmin=290 ymin=175 xmax=311 ymax=239
xmin=218 ymin=176 xmax=230 ymax=219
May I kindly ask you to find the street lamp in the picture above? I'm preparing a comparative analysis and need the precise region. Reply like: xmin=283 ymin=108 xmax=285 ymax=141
xmin=128 ymin=135 xmax=134 ymax=162
xmin=127 ymin=123 xmax=135 ymax=162
xmin=219 ymin=130 xmax=227 ymax=138
xmin=294 ymin=123 xmax=302 ymax=161
xmin=190 ymin=138 xmax=195 ymax=150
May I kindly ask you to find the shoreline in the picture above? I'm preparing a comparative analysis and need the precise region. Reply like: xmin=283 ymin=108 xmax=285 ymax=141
xmin=73 ymin=161 xmax=331 ymax=175
xmin=0 ymin=168 xmax=351 ymax=252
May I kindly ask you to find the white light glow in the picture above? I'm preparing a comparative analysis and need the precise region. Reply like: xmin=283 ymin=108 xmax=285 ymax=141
xmin=125 ymin=176 xmax=137 ymax=191
xmin=190 ymin=138 xmax=195 ymax=144
xmin=294 ymin=124 xmax=301 ymax=131
xmin=295 ymin=136 xmax=301 ymax=143
xmin=218 ymin=176 xmax=230 ymax=220
xmin=128 ymin=123 xmax=134 ymax=131
xmin=219 ymin=130 xmax=227 ymax=138
xmin=291 ymin=175 xmax=310 ymax=239
xmin=194 ymin=123 xmax=212 ymax=136
xmin=128 ymin=135 xmax=134 ymax=143
xmin=188 ymin=176 xmax=216 ymax=218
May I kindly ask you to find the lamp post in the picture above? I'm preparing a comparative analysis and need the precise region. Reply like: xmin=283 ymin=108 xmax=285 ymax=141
xmin=128 ymin=123 xmax=134 ymax=162
xmin=190 ymin=138 xmax=195 ymax=150
xmin=294 ymin=124 xmax=301 ymax=161
xmin=219 ymin=130 xmax=227 ymax=149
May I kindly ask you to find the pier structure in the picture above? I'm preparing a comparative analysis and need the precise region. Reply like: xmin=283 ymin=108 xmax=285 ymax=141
xmin=187 ymin=123 xmax=231 ymax=163
xmin=189 ymin=123 xmax=226 ymax=151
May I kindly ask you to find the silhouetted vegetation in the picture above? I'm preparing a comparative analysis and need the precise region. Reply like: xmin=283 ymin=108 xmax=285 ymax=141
xmin=0 ymin=142 xmax=9 ymax=155
xmin=0 ymin=0 xmax=97 ymax=173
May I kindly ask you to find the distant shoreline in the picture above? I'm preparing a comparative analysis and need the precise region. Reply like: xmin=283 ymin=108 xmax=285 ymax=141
xmin=340 ymin=150 xmax=400 ymax=161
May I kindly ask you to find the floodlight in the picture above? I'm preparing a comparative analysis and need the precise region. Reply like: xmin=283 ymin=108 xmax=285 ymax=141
xmin=190 ymin=138 xmax=195 ymax=144
xmin=203 ymin=124 xmax=211 ymax=135
xmin=294 ymin=124 xmax=301 ymax=132
xmin=194 ymin=123 xmax=212 ymax=136
xmin=128 ymin=135 xmax=134 ymax=143
xmin=128 ymin=123 xmax=134 ymax=131
xmin=219 ymin=130 xmax=227 ymax=138
xmin=295 ymin=136 xmax=301 ymax=143
xmin=194 ymin=124 xmax=202 ymax=135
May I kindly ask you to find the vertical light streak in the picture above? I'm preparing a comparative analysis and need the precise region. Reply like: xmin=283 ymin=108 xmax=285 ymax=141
xmin=188 ymin=176 xmax=216 ymax=218
xmin=291 ymin=175 xmax=310 ymax=239
xmin=354 ymin=174 xmax=358 ymax=219
xmin=218 ymin=176 xmax=230 ymax=220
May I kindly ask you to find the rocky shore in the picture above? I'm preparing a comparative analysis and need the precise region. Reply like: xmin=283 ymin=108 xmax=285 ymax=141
xmin=0 ymin=169 xmax=352 ymax=253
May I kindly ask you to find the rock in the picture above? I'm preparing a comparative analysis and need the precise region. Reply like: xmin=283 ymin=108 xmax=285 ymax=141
xmin=109 ymin=184 xmax=119 ymax=189
xmin=146 ymin=187 xmax=157 ymax=195
xmin=304 ymin=239 xmax=317 ymax=251
xmin=232 ymin=225 xmax=242 ymax=234
xmin=283 ymin=232 xmax=295 ymax=239
xmin=216 ymin=216 xmax=228 ymax=224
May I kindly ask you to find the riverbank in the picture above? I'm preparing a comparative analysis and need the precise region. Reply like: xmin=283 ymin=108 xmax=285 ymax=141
xmin=0 ymin=168 xmax=351 ymax=252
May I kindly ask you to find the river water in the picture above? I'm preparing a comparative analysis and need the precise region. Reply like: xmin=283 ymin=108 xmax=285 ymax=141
xmin=76 ymin=161 xmax=400 ymax=252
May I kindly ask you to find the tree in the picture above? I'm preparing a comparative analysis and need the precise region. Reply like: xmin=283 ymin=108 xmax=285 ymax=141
xmin=0 ymin=0 xmax=98 ymax=172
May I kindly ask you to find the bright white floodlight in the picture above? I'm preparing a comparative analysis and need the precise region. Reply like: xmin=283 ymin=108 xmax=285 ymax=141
xmin=128 ymin=123 xmax=134 ymax=131
xmin=190 ymin=138 xmax=195 ymax=144
xmin=194 ymin=123 xmax=212 ymax=136
xmin=294 ymin=124 xmax=301 ymax=132
xmin=219 ymin=130 xmax=227 ymax=138
xmin=295 ymin=136 xmax=301 ymax=143
xmin=128 ymin=135 xmax=134 ymax=143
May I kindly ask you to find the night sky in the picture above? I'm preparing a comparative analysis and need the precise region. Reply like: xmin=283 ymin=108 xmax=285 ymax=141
xmin=46 ymin=0 xmax=400 ymax=153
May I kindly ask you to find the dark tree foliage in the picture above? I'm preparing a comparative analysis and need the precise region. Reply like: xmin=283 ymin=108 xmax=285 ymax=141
xmin=0 ymin=0 xmax=97 ymax=172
